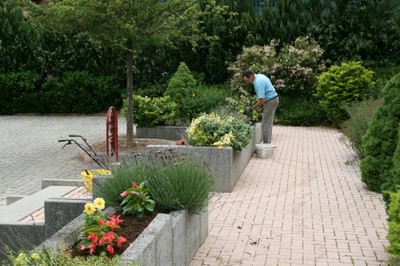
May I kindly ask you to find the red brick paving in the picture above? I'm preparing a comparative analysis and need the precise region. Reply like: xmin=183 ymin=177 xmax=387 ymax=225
xmin=190 ymin=126 xmax=389 ymax=266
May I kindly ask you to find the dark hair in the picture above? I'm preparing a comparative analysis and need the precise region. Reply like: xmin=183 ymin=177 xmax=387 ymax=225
xmin=243 ymin=70 xmax=254 ymax=78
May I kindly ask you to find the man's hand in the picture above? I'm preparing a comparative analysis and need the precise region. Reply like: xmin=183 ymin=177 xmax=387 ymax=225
xmin=245 ymin=107 xmax=253 ymax=114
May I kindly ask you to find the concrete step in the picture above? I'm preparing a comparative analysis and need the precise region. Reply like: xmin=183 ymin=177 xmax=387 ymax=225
xmin=0 ymin=186 xmax=77 ymax=223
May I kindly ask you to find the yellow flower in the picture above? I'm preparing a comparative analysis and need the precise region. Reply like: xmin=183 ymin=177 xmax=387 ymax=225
xmin=84 ymin=202 xmax=95 ymax=215
xmin=93 ymin=197 xmax=105 ymax=210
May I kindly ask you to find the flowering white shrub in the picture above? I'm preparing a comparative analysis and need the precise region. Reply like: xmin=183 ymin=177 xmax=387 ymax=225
xmin=229 ymin=36 xmax=327 ymax=97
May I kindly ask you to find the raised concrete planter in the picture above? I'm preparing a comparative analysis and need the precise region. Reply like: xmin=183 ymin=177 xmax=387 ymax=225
xmin=36 ymin=207 xmax=208 ymax=266
xmin=136 ymin=126 xmax=188 ymax=141
xmin=145 ymin=123 xmax=262 ymax=192
xmin=0 ymin=185 xmax=88 ymax=262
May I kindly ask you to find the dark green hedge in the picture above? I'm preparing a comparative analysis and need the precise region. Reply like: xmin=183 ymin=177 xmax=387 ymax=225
xmin=0 ymin=71 xmax=123 ymax=114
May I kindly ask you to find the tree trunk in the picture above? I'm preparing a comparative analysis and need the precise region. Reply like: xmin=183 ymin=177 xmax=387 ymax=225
xmin=126 ymin=49 xmax=134 ymax=148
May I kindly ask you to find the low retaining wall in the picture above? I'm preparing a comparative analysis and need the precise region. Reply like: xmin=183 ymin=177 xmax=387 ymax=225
xmin=136 ymin=126 xmax=188 ymax=141
xmin=36 ymin=207 xmax=208 ymax=266
xmin=145 ymin=123 xmax=262 ymax=192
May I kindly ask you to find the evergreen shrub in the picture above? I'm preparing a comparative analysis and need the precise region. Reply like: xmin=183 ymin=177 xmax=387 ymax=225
xmin=315 ymin=62 xmax=375 ymax=126
xmin=387 ymin=188 xmax=400 ymax=258
xmin=164 ymin=62 xmax=197 ymax=120
xmin=360 ymin=72 xmax=400 ymax=193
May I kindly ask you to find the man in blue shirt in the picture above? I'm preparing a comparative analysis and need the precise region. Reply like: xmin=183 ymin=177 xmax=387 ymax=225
xmin=243 ymin=70 xmax=279 ymax=144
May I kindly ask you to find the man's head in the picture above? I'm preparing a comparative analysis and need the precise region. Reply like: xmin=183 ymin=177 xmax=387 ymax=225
xmin=243 ymin=70 xmax=255 ymax=84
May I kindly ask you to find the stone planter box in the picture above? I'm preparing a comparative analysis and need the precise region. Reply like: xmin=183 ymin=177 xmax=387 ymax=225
xmin=36 ymin=207 xmax=208 ymax=266
xmin=136 ymin=126 xmax=188 ymax=141
xmin=145 ymin=123 xmax=262 ymax=192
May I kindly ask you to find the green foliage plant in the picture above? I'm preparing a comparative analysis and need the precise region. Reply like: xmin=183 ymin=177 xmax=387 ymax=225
xmin=340 ymin=98 xmax=383 ymax=157
xmin=94 ymin=164 xmax=149 ymax=208
xmin=0 ymin=71 xmax=41 ymax=114
xmin=225 ymin=91 xmax=262 ymax=123
xmin=181 ymin=84 xmax=230 ymax=124
xmin=315 ymin=61 xmax=376 ymax=126
xmin=275 ymin=95 xmax=328 ymax=126
xmin=146 ymin=158 xmax=214 ymax=215
xmin=121 ymin=95 xmax=178 ymax=127
xmin=95 ymin=150 xmax=213 ymax=215
xmin=387 ymin=188 xmax=400 ymax=258
xmin=187 ymin=112 xmax=253 ymax=151
xmin=6 ymin=249 xmax=132 ymax=266
xmin=120 ymin=182 xmax=156 ymax=217
xmin=40 ymin=71 xmax=122 ymax=114
xmin=360 ymin=72 xmax=400 ymax=193
xmin=0 ymin=0 xmax=43 ymax=73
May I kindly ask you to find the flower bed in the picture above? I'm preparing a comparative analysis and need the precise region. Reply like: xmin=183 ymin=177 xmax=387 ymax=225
xmin=145 ymin=123 xmax=262 ymax=192
xmin=35 ymin=207 xmax=208 ymax=265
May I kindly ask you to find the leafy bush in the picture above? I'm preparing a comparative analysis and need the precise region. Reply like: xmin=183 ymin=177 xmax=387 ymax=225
xmin=182 ymin=84 xmax=230 ymax=124
xmin=314 ymin=62 xmax=376 ymax=126
xmin=0 ymin=71 xmax=123 ymax=114
xmin=0 ymin=71 xmax=41 ymax=114
xmin=187 ymin=112 xmax=253 ymax=151
xmin=387 ymin=188 xmax=400 ymax=258
xmin=340 ymin=98 xmax=383 ymax=157
xmin=275 ymin=95 xmax=328 ymax=126
xmin=121 ymin=95 xmax=178 ymax=127
xmin=40 ymin=71 xmax=123 ymax=113
xmin=360 ymin=72 xmax=400 ymax=193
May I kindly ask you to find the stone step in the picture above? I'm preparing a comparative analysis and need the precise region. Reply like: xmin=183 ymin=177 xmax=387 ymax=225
xmin=0 ymin=186 xmax=77 ymax=223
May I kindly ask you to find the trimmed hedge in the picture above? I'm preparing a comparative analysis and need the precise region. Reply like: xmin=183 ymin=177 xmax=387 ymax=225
xmin=0 ymin=71 xmax=123 ymax=114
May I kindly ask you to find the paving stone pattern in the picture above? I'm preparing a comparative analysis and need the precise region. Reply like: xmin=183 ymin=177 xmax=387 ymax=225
xmin=190 ymin=126 xmax=389 ymax=266
xmin=0 ymin=115 xmax=126 ymax=200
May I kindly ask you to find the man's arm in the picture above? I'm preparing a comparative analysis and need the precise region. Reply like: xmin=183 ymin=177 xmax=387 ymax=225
xmin=252 ymin=98 xmax=266 ymax=110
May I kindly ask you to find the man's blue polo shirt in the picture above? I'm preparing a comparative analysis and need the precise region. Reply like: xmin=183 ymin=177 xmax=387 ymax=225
xmin=253 ymin=74 xmax=278 ymax=101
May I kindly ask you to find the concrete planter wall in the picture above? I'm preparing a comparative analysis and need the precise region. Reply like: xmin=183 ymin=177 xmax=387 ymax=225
xmin=136 ymin=126 xmax=188 ymax=141
xmin=36 ymin=207 xmax=208 ymax=266
xmin=145 ymin=123 xmax=262 ymax=192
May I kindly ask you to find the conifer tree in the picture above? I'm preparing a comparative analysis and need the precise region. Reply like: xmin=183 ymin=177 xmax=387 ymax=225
xmin=360 ymin=73 xmax=400 ymax=193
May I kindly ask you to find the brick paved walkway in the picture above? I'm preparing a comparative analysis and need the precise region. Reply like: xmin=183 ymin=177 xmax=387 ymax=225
xmin=190 ymin=126 xmax=389 ymax=266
